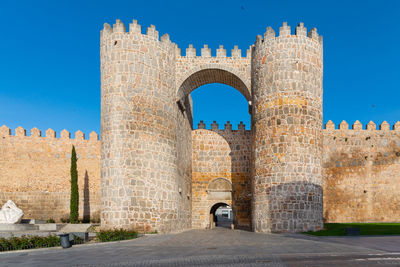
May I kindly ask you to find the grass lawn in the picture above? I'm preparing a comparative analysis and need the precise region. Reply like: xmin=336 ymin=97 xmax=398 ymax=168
xmin=303 ymin=223 xmax=400 ymax=236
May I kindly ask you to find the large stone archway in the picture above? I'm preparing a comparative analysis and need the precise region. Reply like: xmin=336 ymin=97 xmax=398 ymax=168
xmin=175 ymin=51 xmax=253 ymax=230
xmin=176 ymin=68 xmax=251 ymax=101
xmin=175 ymin=45 xmax=251 ymax=101
xmin=174 ymin=47 xmax=253 ymax=231
xmin=101 ymin=19 xmax=323 ymax=234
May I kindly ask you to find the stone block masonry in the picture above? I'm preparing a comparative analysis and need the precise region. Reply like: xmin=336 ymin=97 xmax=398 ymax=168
xmin=0 ymin=120 xmax=399 ymax=229
xmin=251 ymin=23 xmax=323 ymax=232
xmin=1 ymin=19 xmax=399 ymax=233
xmin=323 ymin=120 xmax=400 ymax=223
xmin=101 ymin=20 xmax=192 ymax=233
xmin=192 ymin=121 xmax=251 ymax=229
xmin=0 ymin=126 xmax=100 ymax=221
xmin=100 ymin=19 xmax=326 ymax=233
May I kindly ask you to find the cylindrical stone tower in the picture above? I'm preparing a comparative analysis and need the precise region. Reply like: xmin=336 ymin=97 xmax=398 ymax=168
xmin=100 ymin=20 xmax=192 ymax=232
xmin=251 ymin=22 xmax=323 ymax=233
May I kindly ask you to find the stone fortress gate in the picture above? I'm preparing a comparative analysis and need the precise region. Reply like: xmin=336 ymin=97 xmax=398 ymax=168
xmin=1 ymin=19 xmax=399 ymax=235
xmin=100 ymin=19 xmax=323 ymax=233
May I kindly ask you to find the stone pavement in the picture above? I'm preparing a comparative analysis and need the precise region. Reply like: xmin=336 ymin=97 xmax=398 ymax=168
xmin=1 ymin=228 xmax=400 ymax=266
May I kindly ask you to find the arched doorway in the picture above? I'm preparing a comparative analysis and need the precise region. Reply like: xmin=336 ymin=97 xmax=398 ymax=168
xmin=209 ymin=202 xmax=233 ymax=229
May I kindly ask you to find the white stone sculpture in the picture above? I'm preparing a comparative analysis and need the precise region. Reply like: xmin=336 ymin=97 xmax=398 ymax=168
xmin=0 ymin=200 xmax=24 ymax=224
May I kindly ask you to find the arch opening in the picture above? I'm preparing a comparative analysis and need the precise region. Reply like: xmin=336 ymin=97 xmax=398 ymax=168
xmin=190 ymin=83 xmax=251 ymax=130
xmin=209 ymin=202 xmax=233 ymax=229
xmin=185 ymin=69 xmax=252 ymax=231
xmin=177 ymin=68 xmax=251 ymax=102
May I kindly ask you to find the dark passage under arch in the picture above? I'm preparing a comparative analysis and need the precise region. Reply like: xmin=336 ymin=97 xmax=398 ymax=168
xmin=209 ymin=202 xmax=233 ymax=229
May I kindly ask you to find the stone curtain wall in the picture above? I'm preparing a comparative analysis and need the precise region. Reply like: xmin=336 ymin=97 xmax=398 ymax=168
xmin=192 ymin=121 xmax=251 ymax=229
xmin=323 ymin=120 xmax=400 ymax=223
xmin=1 ymin=121 xmax=399 ymax=226
xmin=0 ymin=126 xmax=100 ymax=221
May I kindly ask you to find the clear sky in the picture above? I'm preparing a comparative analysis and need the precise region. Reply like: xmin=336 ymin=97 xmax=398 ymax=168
xmin=0 ymin=0 xmax=399 ymax=135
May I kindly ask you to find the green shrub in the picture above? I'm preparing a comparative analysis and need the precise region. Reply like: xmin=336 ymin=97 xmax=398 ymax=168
xmin=0 ymin=235 xmax=59 ymax=251
xmin=60 ymin=217 xmax=70 ymax=223
xmin=96 ymin=229 xmax=138 ymax=242
xmin=46 ymin=218 xmax=55 ymax=223
xmin=70 ymin=145 xmax=79 ymax=224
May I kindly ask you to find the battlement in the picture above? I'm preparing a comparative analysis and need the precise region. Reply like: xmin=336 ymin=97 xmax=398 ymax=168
xmin=324 ymin=120 xmax=400 ymax=131
xmin=195 ymin=120 xmax=249 ymax=133
xmin=101 ymin=19 xmax=173 ymax=45
xmin=101 ymin=19 xmax=251 ymax=59
xmin=257 ymin=22 xmax=323 ymax=45
xmin=0 ymin=125 xmax=99 ymax=141
xmin=101 ymin=20 xmax=322 ymax=63
xmin=182 ymin=44 xmax=251 ymax=59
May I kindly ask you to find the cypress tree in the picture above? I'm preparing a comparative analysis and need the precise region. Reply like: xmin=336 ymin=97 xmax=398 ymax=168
xmin=70 ymin=145 xmax=79 ymax=223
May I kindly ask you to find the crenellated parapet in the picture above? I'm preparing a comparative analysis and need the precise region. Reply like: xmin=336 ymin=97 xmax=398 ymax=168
xmin=195 ymin=121 xmax=250 ymax=135
xmin=324 ymin=120 xmax=400 ymax=131
xmin=259 ymin=22 xmax=322 ymax=45
xmin=100 ymin=19 xmax=322 ymax=102
xmin=322 ymin=120 xmax=400 ymax=154
xmin=0 ymin=125 xmax=99 ymax=141
xmin=102 ymin=19 xmax=253 ymax=102
xmin=100 ymin=19 xmax=178 ymax=81
xmin=252 ymin=22 xmax=323 ymax=105
xmin=101 ymin=19 xmax=172 ymax=45
xmin=180 ymin=43 xmax=251 ymax=59
xmin=0 ymin=125 xmax=11 ymax=136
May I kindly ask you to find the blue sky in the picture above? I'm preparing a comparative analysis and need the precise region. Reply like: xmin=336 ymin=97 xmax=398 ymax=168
xmin=0 ymin=0 xmax=399 ymax=135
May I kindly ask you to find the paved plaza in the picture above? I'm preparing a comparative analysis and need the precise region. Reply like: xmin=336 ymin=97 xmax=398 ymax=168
xmin=1 ymin=228 xmax=400 ymax=266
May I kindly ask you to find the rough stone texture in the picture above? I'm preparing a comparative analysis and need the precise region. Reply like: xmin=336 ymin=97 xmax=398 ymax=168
xmin=2 ymin=120 xmax=399 ymax=228
xmin=176 ymin=45 xmax=251 ymax=101
xmin=0 ymin=200 xmax=24 ymax=224
xmin=251 ymin=23 xmax=324 ymax=232
xmin=100 ymin=19 xmax=254 ymax=233
xmin=192 ymin=122 xmax=251 ymax=229
xmin=0 ymin=126 xmax=100 ymax=221
xmin=100 ymin=20 xmax=192 ymax=233
xmin=2 ymin=20 xmax=400 ymax=233
xmin=323 ymin=120 xmax=400 ymax=222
